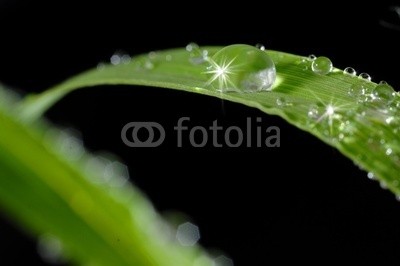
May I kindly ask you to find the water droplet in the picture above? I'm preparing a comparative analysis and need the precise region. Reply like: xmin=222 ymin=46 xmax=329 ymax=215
xmin=207 ymin=44 xmax=276 ymax=92
xmin=311 ymin=56 xmax=333 ymax=75
xmin=396 ymin=195 xmax=400 ymax=202
xmin=358 ymin=73 xmax=371 ymax=81
xmin=276 ymin=97 xmax=286 ymax=107
xmin=144 ymin=60 xmax=154 ymax=70
xmin=255 ymin=43 xmax=265 ymax=51
xmin=110 ymin=55 xmax=121 ymax=65
xmin=85 ymin=156 xmax=111 ymax=184
xmin=45 ymin=128 xmax=84 ymax=161
xmin=299 ymin=58 xmax=309 ymax=70
xmin=386 ymin=147 xmax=393 ymax=156
xmin=214 ymin=255 xmax=234 ymax=266
xmin=367 ymin=172 xmax=375 ymax=180
xmin=343 ymin=67 xmax=357 ymax=77
xmin=85 ymin=154 xmax=129 ymax=187
xmin=104 ymin=161 xmax=130 ymax=187
xmin=380 ymin=181 xmax=387 ymax=189
xmin=165 ymin=54 xmax=172 ymax=61
xmin=186 ymin=42 xmax=199 ymax=52
xmin=110 ymin=51 xmax=131 ymax=65
xmin=186 ymin=43 xmax=208 ymax=64
xmin=148 ymin=51 xmax=157 ymax=60
xmin=307 ymin=105 xmax=320 ymax=119
xmin=97 ymin=62 xmax=106 ymax=70
xmin=121 ymin=54 xmax=131 ymax=64
xmin=58 ymin=131 xmax=84 ymax=161
xmin=348 ymin=84 xmax=366 ymax=100
xmin=37 ymin=234 xmax=64 ymax=264
xmin=192 ymin=51 xmax=208 ymax=64
xmin=176 ymin=222 xmax=200 ymax=246
xmin=193 ymin=255 xmax=215 ymax=266
xmin=307 ymin=54 xmax=317 ymax=61
xmin=372 ymin=81 xmax=395 ymax=101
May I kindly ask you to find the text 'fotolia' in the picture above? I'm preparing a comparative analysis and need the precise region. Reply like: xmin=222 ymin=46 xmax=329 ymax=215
xmin=121 ymin=117 xmax=280 ymax=148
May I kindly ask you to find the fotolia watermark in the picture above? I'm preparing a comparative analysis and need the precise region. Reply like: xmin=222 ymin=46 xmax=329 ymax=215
xmin=121 ymin=117 xmax=280 ymax=148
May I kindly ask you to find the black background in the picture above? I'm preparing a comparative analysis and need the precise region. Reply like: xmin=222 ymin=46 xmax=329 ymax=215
xmin=1 ymin=0 xmax=400 ymax=265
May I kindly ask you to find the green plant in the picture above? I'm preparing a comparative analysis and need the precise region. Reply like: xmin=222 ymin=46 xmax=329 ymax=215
xmin=0 ymin=44 xmax=398 ymax=265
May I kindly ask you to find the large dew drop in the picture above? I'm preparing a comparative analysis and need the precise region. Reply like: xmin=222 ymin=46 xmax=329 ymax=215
xmin=206 ymin=44 xmax=276 ymax=92
xmin=311 ymin=56 xmax=333 ymax=75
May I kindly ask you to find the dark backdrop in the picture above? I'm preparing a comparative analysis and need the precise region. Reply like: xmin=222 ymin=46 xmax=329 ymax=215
xmin=1 ymin=0 xmax=400 ymax=265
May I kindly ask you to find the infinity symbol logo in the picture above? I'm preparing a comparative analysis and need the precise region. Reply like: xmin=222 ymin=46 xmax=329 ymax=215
xmin=121 ymin=122 xmax=165 ymax=147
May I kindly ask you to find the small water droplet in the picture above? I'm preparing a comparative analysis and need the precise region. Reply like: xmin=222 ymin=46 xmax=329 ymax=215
xmin=255 ymin=43 xmax=265 ymax=51
xmin=372 ymin=81 xmax=395 ymax=101
xmin=110 ymin=51 xmax=131 ymax=65
xmin=396 ymin=195 xmax=400 ymax=202
xmin=85 ymin=156 xmax=111 ymax=184
xmin=307 ymin=54 xmax=317 ymax=61
xmin=121 ymin=54 xmax=131 ymax=64
xmin=165 ymin=54 xmax=172 ymax=61
xmin=358 ymin=72 xmax=371 ymax=81
xmin=380 ymin=180 xmax=388 ymax=189
xmin=37 ymin=234 xmax=64 ymax=264
xmin=144 ymin=60 xmax=154 ymax=70
xmin=193 ymin=255 xmax=215 ymax=266
xmin=343 ymin=67 xmax=357 ymax=77
xmin=207 ymin=44 xmax=276 ymax=92
xmin=299 ymin=58 xmax=309 ymax=70
xmin=214 ymin=255 xmax=234 ymax=266
xmin=186 ymin=42 xmax=199 ymax=52
xmin=276 ymin=97 xmax=286 ymax=107
xmin=176 ymin=222 xmax=200 ymax=246
xmin=386 ymin=147 xmax=393 ymax=156
xmin=59 ymin=131 xmax=84 ymax=161
xmin=85 ymin=154 xmax=129 ymax=188
xmin=104 ymin=161 xmax=130 ymax=187
xmin=187 ymin=43 xmax=208 ymax=65
xmin=311 ymin=56 xmax=333 ymax=75
xmin=348 ymin=84 xmax=366 ymax=100
xmin=110 ymin=55 xmax=121 ymax=65
xmin=97 ymin=62 xmax=106 ymax=70
xmin=307 ymin=105 xmax=320 ymax=119
xmin=45 ymin=128 xmax=84 ymax=161
xmin=367 ymin=172 xmax=375 ymax=180
xmin=148 ymin=51 xmax=158 ymax=60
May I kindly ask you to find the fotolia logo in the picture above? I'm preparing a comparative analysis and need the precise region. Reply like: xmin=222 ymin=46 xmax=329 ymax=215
xmin=121 ymin=117 xmax=280 ymax=148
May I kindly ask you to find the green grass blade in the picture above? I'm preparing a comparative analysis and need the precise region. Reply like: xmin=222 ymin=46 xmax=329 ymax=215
xmin=18 ymin=46 xmax=400 ymax=196
xmin=0 ymin=98 xmax=211 ymax=265
xmin=17 ymin=46 xmax=400 ymax=196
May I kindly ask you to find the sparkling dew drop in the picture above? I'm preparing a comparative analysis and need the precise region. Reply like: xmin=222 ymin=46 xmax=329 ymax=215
xmin=311 ymin=56 xmax=333 ymax=75
xmin=207 ymin=44 xmax=276 ymax=92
